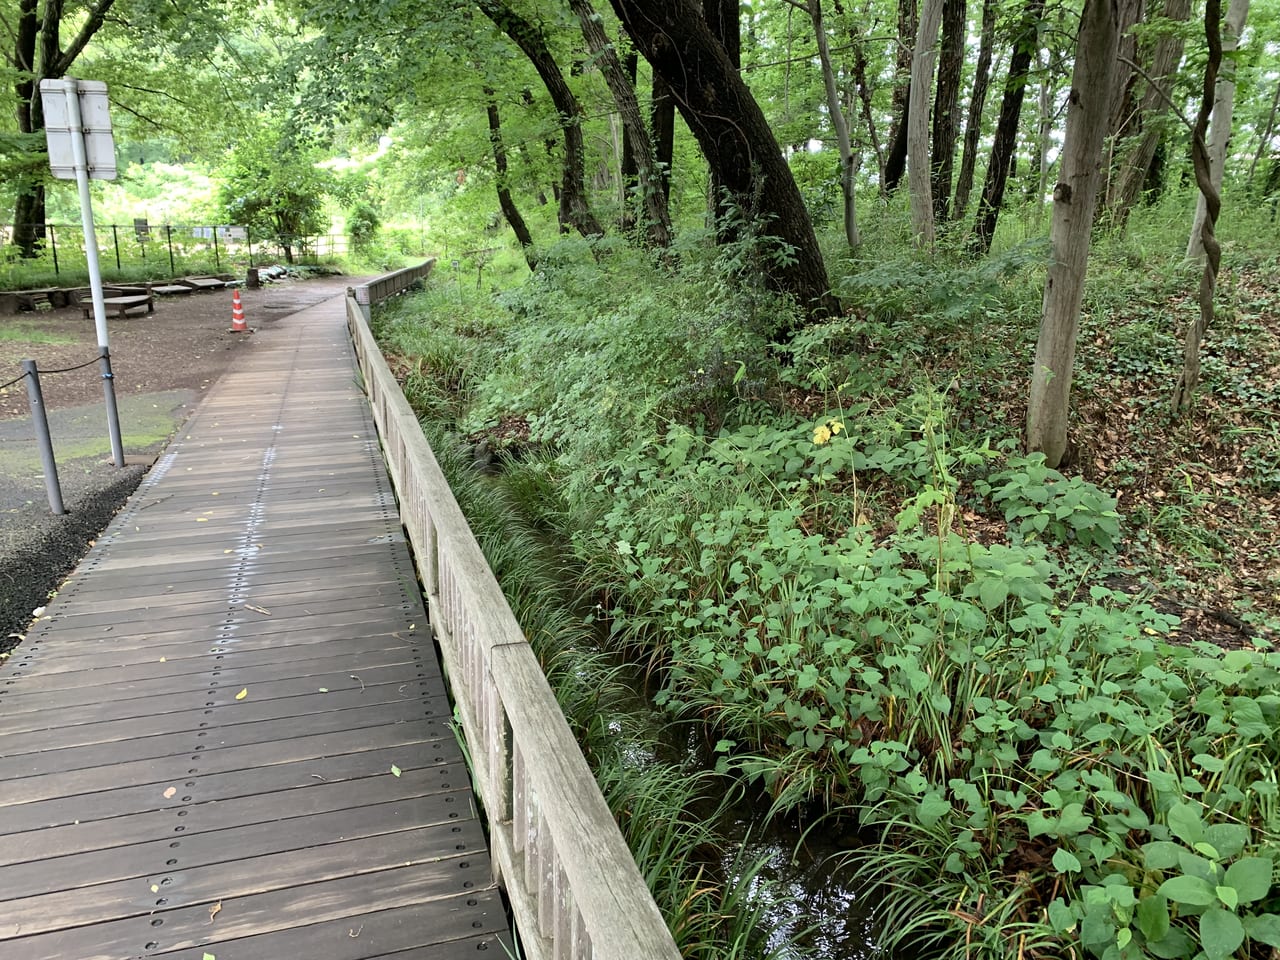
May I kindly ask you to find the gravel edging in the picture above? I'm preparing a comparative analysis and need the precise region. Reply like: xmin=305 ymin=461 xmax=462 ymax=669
xmin=1 ymin=463 xmax=146 ymax=652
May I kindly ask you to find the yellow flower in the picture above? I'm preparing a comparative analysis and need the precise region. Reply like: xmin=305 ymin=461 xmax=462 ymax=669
xmin=829 ymin=419 xmax=844 ymax=435
xmin=813 ymin=424 xmax=832 ymax=445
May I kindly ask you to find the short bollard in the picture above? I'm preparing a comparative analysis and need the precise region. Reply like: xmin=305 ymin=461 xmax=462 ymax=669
xmin=21 ymin=359 xmax=65 ymax=516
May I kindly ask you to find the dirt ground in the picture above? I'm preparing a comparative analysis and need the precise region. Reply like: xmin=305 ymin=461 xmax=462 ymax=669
xmin=0 ymin=272 xmax=363 ymax=649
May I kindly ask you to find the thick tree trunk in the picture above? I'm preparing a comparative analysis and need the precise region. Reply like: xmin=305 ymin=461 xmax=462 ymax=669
xmin=568 ymin=0 xmax=671 ymax=247
xmin=1101 ymin=0 xmax=1190 ymax=229
xmin=808 ymin=0 xmax=859 ymax=248
xmin=477 ymin=0 xmax=604 ymax=239
xmin=952 ymin=0 xmax=996 ymax=220
xmin=1172 ymin=0 xmax=1224 ymax=412
xmin=704 ymin=0 xmax=741 ymax=235
xmin=611 ymin=0 xmax=842 ymax=323
xmin=484 ymin=89 xmax=537 ymax=270
xmin=883 ymin=89 xmax=909 ymax=193
xmin=908 ymin=0 xmax=944 ymax=246
xmin=930 ymin=0 xmax=965 ymax=222
xmin=970 ymin=0 xmax=1046 ymax=256
xmin=887 ymin=0 xmax=918 ymax=151
xmin=1186 ymin=0 xmax=1249 ymax=261
xmin=1026 ymin=0 xmax=1119 ymax=467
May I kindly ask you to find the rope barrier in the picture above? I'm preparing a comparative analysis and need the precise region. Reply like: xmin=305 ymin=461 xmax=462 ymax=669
xmin=0 ymin=372 xmax=26 ymax=391
xmin=38 ymin=356 xmax=102 ymax=376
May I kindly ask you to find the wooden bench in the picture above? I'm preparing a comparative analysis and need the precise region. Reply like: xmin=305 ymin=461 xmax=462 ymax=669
xmin=79 ymin=292 xmax=154 ymax=319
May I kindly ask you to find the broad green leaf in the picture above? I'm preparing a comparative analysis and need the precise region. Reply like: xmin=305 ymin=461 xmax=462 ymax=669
xmin=1199 ymin=907 xmax=1244 ymax=960
xmin=1244 ymin=912 xmax=1280 ymax=946
xmin=1136 ymin=895 xmax=1170 ymax=942
xmin=390 ymin=765 xmax=402 ymax=777
xmin=1047 ymin=898 xmax=1076 ymax=933
xmin=1143 ymin=841 xmax=1183 ymax=870
xmin=978 ymin=578 xmax=1008 ymax=610
xmin=916 ymin=793 xmax=952 ymax=828
xmin=1157 ymin=874 xmax=1216 ymax=906
xmin=1217 ymin=885 xmax=1239 ymax=910
xmin=1224 ymin=858 xmax=1274 ymax=904
xmin=1167 ymin=802 xmax=1205 ymax=846
xmin=1052 ymin=848 xmax=1081 ymax=873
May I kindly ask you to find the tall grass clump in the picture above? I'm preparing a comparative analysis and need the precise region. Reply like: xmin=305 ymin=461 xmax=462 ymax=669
xmin=388 ymin=366 xmax=813 ymax=960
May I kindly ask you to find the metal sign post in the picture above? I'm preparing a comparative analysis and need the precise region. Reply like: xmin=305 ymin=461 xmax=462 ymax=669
xmin=40 ymin=78 xmax=124 ymax=467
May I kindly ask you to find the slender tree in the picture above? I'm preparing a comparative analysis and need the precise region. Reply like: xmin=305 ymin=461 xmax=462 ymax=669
xmin=609 ymin=0 xmax=842 ymax=322
xmin=566 ymin=0 xmax=671 ymax=246
xmin=476 ymin=0 xmax=604 ymax=239
xmin=883 ymin=0 xmax=918 ymax=193
xmin=1186 ymin=0 xmax=1250 ymax=260
xmin=952 ymin=0 xmax=997 ymax=219
xmin=1026 ymin=0 xmax=1119 ymax=466
xmin=1172 ymin=0 xmax=1225 ymax=412
xmin=971 ymin=0 xmax=1047 ymax=256
xmin=483 ymin=86 xmax=537 ymax=269
xmin=908 ymin=0 xmax=944 ymax=245
xmin=930 ymin=0 xmax=965 ymax=221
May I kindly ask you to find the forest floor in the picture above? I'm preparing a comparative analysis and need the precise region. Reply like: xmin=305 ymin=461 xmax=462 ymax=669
xmin=0 ymin=273 xmax=359 ymax=651
xmin=942 ymin=255 xmax=1280 ymax=647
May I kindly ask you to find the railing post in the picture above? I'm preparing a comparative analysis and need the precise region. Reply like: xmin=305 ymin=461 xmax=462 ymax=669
xmin=21 ymin=360 xmax=65 ymax=516
xmin=111 ymin=224 xmax=120 ymax=270
xmin=212 ymin=226 xmax=220 ymax=271
xmin=48 ymin=223 xmax=59 ymax=275
xmin=165 ymin=224 xmax=175 ymax=275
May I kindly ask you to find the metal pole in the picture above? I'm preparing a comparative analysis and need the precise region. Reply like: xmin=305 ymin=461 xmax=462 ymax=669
xmin=212 ymin=226 xmax=220 ymax=270
xmin=98 ymin=346 xmax=124 ymax=467
xmin=21 ymin=360 xmax=65 ymax=516
xmin=60 ymin=79 xmax=124 ymax=468
xmin=165 ymin=224 xmax=175 ymax=274
xmin=48 ymin=223 xmax=59 ymax=275
xmin=111 ymin=223 xmax=120 ymax=270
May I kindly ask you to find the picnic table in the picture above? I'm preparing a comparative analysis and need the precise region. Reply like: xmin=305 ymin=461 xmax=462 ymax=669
xmin=79 ymin=292 xmax=154 ymax=319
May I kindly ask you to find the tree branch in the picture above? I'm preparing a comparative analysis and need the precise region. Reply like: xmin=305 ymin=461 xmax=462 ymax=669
xmin=55 ymin=0 xmax=118 ymax=75
xmin=1116 ymin=55 xmax=1193 ymax=135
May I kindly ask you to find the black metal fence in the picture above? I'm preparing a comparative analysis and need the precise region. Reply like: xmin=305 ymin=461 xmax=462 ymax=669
xmin=1 ymin=223 xmax=349 ymax=281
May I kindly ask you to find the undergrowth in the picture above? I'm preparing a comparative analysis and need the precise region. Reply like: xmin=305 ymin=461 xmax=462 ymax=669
xmin=374 ymin=194 xmax=1280 ymax=960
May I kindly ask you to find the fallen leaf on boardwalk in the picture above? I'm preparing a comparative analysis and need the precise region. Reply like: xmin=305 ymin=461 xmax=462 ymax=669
xmin=163 ymin=787 xmax=176 ymax=799
xmin=159 ymin=657 xmax=166 ymax=663
xmin=208 ymin=901 xmax=222 ymax=923
xmin=349 ymin=925 xmax=364 ymax=938
xmin=196 ymin=518 xmax=208 ymax=523
xmin=223 ymin=550 xmax=232 ymax=554
xmin=235 ymin=688 xmax=248 ymax=700
xmin=244 ymin=604 xmax=271 ymax=616
xmin=151 ymin=884 xmax=159 ymax=893
xmin=390 ymin=765 xmax=402 ymax=778
xmin=317 ymin=687 xmax=328 ymax=693
xmin=203 ymin=954 xmax=216 ymax=960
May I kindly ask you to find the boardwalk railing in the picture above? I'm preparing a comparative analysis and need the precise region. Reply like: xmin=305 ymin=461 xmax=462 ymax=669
xmin=347 ymin=264 xmax=681 ymax=960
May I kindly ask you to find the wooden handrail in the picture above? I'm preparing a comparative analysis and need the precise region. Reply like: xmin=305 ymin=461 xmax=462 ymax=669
xmin=354 ymin=259 xmax=437 ymax=307
xmin=346 ymin=282 xmax=681 ymax=960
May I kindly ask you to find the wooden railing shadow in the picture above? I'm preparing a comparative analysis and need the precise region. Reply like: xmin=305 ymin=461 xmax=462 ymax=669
xmin=348 ymin=263 xmax=681 ymax=960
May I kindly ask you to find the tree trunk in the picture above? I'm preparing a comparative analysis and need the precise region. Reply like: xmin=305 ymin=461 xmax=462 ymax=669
xmin=11 ymin=0 xmax=116 ymax=257
xmin=1172 ymin=0 xmax=1224 ymax=412
xmin=619 ymin=54 xmax=639 ymax=229
xmin=568 ymin=0 xmax=671 ymax=247
xmin=970 ymin=0 xmax=1046 ymax=256
xmin=704 ymin=0 xmax=741 ymax=235
xmin=887 ymin=0 xmax=918 ymax=151
xmin=1101 ymin=0 xmax=1190 ymax=229
xmin=1026 ymin=0 xmax=1118 ymax=468
xmin=611 ymin=0 xmax=842 ymax=323
xmin=1186 ymin=0 xmax=1250 ymax=261
xmin=908 ymin=0 xmax=944 ymax=246
xmin=1033 ymin=48 xmax=1053 ymax=213
xmin=651 ymin=73 xmax=674 ymax=205
xmin=477 ymin=0 xmax=604 ymax=239
xmin=484 ymin=88 xmax=537 ymax=270
xmin=883 ymin=88 xmax=910 ymax=193
xmin=930 ymin=0 xmax=965 ymax=222
xmin=1246 ymin=76 xmax=1280 ymax=187
xmin=952 ymin=0 xmax=996 ymax=220
xmin=808 ymin=0 xmax=859 ymax=248
xmin=851 ymin=38 xmax=885 ymax=187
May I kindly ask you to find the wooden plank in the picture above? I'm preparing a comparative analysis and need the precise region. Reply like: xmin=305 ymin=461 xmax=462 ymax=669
xmin=0 ymin=718 xmax=456 ymax=808
xmin=2 ymin=861 xmax=498 ymax=960
xmin=0 ymin=743 xmax=463 ymax=840
xmin=0 ymin=682 xmax=444 ymax=755
xmin=0 ymin=791 xmax=480 ymax=901
xmin=0 ymin=695 xmax=435 ymax=778
xmin=0 ymin=761 xmax=466 ymax=867
xmin=0 ymin=674 xmax=443 ymax=733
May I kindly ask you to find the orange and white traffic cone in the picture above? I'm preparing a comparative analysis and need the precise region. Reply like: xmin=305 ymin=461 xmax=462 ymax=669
xmin=229 ymin=288 xmax=249 ymax=333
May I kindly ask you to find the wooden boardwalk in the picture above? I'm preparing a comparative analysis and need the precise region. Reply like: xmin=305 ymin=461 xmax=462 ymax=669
xmin=0 ymin=294 xmax=510 ymax=959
